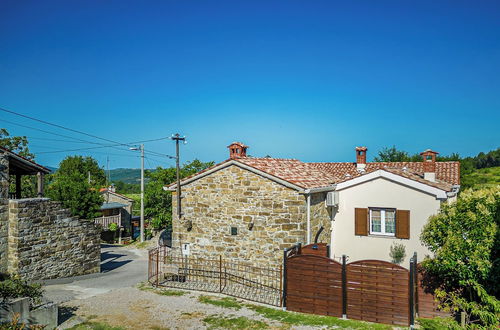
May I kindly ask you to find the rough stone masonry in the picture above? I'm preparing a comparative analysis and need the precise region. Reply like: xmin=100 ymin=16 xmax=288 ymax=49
xmin=0 ymin=153 xmax=100 ymax=280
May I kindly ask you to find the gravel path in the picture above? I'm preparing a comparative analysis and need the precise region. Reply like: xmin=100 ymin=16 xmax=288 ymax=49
xmin=60 ymin=286 xmax=297 ymax=329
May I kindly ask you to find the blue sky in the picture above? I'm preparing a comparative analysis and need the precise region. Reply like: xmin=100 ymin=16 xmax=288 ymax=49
xmin=1 ymin=1 xmax=499 ymax=169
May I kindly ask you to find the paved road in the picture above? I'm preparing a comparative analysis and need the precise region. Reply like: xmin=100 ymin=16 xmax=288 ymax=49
xmin=43 ymin=244 xmax=149 ymax=304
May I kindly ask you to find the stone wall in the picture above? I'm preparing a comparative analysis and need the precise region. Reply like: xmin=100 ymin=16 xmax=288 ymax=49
xmin=309 ymin=192 xmax=333 ymax=244
xmin=0 ymin=154 xmax=9 ymax=273
xmin=172 ymin=164 xmax=331 ymax=269
xmin=7 ymin=198 xmax=100 ymax=280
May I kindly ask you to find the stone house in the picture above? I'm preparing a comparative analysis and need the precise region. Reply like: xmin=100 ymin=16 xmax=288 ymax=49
xmin=166 ymin=142 xmax=460 ymax=269
xmin=0 ymin=147 xmax=100 ymax=280
xmin=95 ymin=186 xmax=134 ymax=234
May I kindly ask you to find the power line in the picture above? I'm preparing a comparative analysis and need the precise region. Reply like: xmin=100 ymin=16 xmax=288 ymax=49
xmin=0 ymin=106 xmax=134 ymax=148
xmin=36 ymin=137 xmax=172 ymax=154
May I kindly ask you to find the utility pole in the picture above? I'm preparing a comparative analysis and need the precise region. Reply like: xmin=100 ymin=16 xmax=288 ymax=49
xmin=106 ymin=156 xmax=110 ymax=187
xmin=140 ymin=144 xmax=145 ymax=243
xmin=130 ymin=144 xmax=145 ymax=242
xmin=171 ymin=134 xmax=186 ymax=220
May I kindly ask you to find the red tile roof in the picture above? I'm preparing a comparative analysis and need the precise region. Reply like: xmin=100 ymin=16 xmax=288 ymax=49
xmin=167 ymin=157 xmax=460 ymax=191
xmin=236 ymin=158 xmax=337 ymax=189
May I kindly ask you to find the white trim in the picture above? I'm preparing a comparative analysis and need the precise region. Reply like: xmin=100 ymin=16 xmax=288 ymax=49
xmin=335 ymin=170 xmax=449 ymax=199
xmin=165 ymin=160 xmax=306 ymax=192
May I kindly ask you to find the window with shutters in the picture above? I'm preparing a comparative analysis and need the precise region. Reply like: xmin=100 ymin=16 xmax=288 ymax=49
xmin=369 ymin=208 xmax=396 ymax=236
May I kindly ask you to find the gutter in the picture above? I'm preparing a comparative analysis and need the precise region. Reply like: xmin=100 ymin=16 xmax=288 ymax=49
xmin=306 ymin=194 xmax=311 ymax=245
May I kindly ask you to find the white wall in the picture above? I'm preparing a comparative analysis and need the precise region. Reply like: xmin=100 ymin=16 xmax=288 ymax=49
xmin=331 ymin=177 xmax=442 ymax=268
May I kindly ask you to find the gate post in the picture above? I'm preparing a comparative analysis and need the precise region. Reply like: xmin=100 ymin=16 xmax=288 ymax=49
xmin=156 ymin=247 xmax=159 ymax=287
xmin=413 ymin=252 xmax=418 ymax=318
xmin=219 ymin=255 xmax=223 ymax=293
xmin=282 ymin=248 xmax=288 ymax=309
xmin=342 ymin=255 xmax=347 ymax=319
xmin=409 ymin=253 xmax=416 ymax=328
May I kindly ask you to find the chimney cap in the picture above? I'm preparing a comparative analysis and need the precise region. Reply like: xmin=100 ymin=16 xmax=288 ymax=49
xmin=420 ymin=149 xmax=439 ymax=155
xmin=227 ymin=142 xmax=249 ymax=149
xmin=356 ymin=146 xmax=368 ymax=152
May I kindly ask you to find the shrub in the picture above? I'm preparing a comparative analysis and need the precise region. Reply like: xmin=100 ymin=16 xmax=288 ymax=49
xmin=420 ymin=187 xmax=500 ymax=327
xmin=108 ymin=223 xmax=118 ymax=232
xmin=389 ymin=242 xmax=406 ymax=264
xmin=0 ymin=276 xmax=44 ymax=307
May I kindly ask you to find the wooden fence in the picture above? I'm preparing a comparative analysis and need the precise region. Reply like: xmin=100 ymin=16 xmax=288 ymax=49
xmin=94 ymin=215 xmax=121 ymax=229
xmin=284 ymin=243 xmax=447 ymax=327
xmin=148 ymin=247 xmax=282 ymax=306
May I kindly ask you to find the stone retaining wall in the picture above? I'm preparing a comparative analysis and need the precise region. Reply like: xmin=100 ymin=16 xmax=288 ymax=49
xmin=7 ymin=198 xmax=100 ymax=280
xmin=0 ymin=154 xmax=9 ymax=273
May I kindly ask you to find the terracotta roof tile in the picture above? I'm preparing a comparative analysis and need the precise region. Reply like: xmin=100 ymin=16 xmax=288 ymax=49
xmin=167 ymin=156 xmax=460 ymax=192
xmin=236 ymin=158 xmax=336 ymax=189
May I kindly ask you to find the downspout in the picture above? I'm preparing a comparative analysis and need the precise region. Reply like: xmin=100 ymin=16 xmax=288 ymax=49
xmin=306 ymin=193 xmax=311 ymax=245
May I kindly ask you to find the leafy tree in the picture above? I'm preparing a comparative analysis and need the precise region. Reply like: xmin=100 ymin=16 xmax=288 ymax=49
xmin=47 ymin=156 xmax=105 ymax=219
xmin=0 ymin=128 xmax=41 ymax=197
xmin=112 ymin=181 xmax=140 ymax=194
xmin=0 ymin=128 xmax=34 ymax=160
xmin=144 ymin=159 xmax=214 ymax=229
xmin=420 ymin=187 xmax=500 ymax=327
xmin=373 ymin=146 xmax=413 ymax=162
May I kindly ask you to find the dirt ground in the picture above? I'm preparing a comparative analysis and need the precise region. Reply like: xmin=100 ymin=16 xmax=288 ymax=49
xmin=59 ymin=286 xmax=315 ymax=330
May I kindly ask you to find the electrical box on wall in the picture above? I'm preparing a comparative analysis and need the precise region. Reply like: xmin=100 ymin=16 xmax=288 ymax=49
xmin=326 ymin=191 xmax=339 ymax=207
xmin=182 ymin=243 xmax=190 ymax=256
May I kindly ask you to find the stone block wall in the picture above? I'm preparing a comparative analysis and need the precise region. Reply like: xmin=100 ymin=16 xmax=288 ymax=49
xmin=172 ymin=164 xmax=331 ymax=269
xmin=0 ymin=154 xmax=9 ymax=273
xmin=309 ymin=192 xmax=333 ymax=244
xmin=7 ymin=198 xmax=100 ymax=280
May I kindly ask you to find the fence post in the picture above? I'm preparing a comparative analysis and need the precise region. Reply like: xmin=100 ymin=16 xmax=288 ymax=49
xmin=342 ymin=254 xmax=347 ymax=319
xmin=282 ymin=248 xmax=288 ymax=310
xmin=413 ymin=252 xmax=418 ymax=318
xmin=156 ymin=248 xmax=159 ymax=287
xmin=297 ymin=242 xmax=302 ymax=255
xmin=219 ymin=255 xmax=223 ymax=293
xmin=409 ymin=253 xmax=416 ymax=328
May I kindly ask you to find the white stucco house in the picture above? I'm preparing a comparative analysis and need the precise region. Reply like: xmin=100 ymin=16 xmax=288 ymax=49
xmin=167 ymin=143 xmax=460 ymax=268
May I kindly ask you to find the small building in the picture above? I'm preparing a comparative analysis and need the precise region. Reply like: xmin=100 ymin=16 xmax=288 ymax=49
xmin=0 ymin=147 xmax=100 ymax=280
xmin=95 ymin=186 xmax=134 ymax=235
xmin=165 ymin=142 xmax=460 ymax=269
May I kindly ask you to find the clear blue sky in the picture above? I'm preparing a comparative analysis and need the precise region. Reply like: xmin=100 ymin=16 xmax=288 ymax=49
xmin=1 ymin=1 xmax=499 ymax=169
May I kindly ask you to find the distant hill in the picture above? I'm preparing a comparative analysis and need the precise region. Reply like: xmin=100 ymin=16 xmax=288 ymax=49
xmin=462 ymin=166 xmax=500 ymax=189
xmin=110 ymin=168 xmax=143 ymax=184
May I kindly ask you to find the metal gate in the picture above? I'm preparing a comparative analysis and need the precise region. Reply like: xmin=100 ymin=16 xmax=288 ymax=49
xmin=148 ymin=247 xmax=282 ymax=306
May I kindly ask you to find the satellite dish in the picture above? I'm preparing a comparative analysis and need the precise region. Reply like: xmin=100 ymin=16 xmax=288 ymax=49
xmin=158 ymin=229 xmax=172 ymax=248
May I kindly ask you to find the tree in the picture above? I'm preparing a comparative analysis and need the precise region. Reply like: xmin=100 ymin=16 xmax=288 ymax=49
xmin=1 ymin=128 xmax=39 ymax=197
xmin=373 ymin=146 xmax=413 ymax=162
xmin=144 ymin=159 xmax=214 ymax=230
xmin=420 ymin=187 xmax=500 ymax=327
xmin=0 ymin=128 xmax=34 ymax=160
xmin=47 ymin=156 xmax=105 ymax=219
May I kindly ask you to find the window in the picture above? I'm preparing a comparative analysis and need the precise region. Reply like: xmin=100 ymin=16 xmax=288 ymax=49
xmin=369 ymin=208 xmax=396 ymax=236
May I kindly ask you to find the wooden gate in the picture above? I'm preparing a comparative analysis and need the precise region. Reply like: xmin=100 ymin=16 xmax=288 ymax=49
xmin=286 ymin=254 xmax=343 ymax=317
xmin=285 ymin=244 xmax=411 ymax=326
xmin=346 ymin=260 xmax=409 ymax=325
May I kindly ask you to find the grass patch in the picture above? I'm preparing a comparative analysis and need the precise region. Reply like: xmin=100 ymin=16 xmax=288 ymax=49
xmin=198 ymin=295 xmax=243 ymax=310
xmin=246 ymin=304 xmax=392 ymax=329
xmin=417 ymin=317 xmax=461 ymax=329
xmin=136 ymin=282 xmax=187 ymax=296
xmin=68 ymin=322 xmax=125 ymax=330
xmin=203 ymin=315 xmax=268 ymax=329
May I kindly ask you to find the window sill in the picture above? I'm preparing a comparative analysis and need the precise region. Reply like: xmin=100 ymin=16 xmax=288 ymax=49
xmin=368 ymin=233 xmax=397 ymax=238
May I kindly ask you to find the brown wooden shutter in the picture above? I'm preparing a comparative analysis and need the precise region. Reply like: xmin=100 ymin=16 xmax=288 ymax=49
xmin=354 ymin=208 xmax=368 ymax=236
xmin=396 ymin=210 xmax=410 ymax=239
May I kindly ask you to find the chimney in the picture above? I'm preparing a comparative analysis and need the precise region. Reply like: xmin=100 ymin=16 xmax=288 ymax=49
xmin=228 ymin=142 xmax=249 ymax=159
xmin=356 ymin=146 xmax=368 ymax=171
xmin=420 ymin=149 xmax=439 ymax=182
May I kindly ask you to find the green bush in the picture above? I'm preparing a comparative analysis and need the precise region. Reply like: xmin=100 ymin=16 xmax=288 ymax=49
xmin=417 ymin=317 xmax=461 ymax=330
xmin=0 ymin=276 xmax=44 ymax=307
xmin=389 ymin=242 xmax=406 ymax=264
xmin=108 ymin=223 xmax=118 ymax=232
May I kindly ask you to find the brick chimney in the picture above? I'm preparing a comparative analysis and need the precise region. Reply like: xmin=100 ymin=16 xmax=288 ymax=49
xmin=420 ymin=149 xmax=439 ymax=182
xmin=228 ymin=142 xmax=248 ymax=159
xmin=356 ymin=146 xmax=368 ymax=171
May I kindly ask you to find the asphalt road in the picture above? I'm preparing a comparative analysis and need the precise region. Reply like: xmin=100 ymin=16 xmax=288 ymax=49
xmin=43 ymin=244 xmax=149 ymax=304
